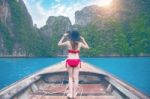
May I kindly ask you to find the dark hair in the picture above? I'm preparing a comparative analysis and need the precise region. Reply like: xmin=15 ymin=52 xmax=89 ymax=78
xmin=69 ymin=31 xmax=80 ymax=50
xmin=69 ymin=30 xmax=80 ymax=41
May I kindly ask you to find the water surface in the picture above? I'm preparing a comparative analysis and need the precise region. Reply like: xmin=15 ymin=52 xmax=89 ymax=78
xmin=0 ymin=57 xmax=150 ymax=96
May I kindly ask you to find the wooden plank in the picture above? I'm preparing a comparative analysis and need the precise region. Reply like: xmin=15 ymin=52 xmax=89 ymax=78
xmin=30 ymin=95 xmax=116 ymax=99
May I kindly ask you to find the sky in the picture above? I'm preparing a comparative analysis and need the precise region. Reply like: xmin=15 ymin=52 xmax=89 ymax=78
xmin=23 ymin=0 xmax=113 ymax=28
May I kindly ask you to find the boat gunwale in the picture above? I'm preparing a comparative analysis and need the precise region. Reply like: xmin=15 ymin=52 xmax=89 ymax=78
xmin=39 ymin=71 xmax=107 ymax=77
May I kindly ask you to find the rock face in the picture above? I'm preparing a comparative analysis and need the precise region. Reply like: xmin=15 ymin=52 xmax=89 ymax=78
xmin=0 ymin=0 xmax=33 ymax=34
xmin=75 ymin=0 xmax=150 ymax=26
xmin=0 ymin=0 xmax=9 ymax=24
xmin=75 ymin=5 xmax=102 ymax=26
xmin=39 ymin=16 xmax=72 ymax=56
xmin=0 ymin=0 xmax=39 ymax=57
xmin=40 ymin=16 xmax=72 ymax=38
xmin=0 ymin=0 xmax=11 ymax=56
xmin=74 ymin=0 xmax=150 ymax=56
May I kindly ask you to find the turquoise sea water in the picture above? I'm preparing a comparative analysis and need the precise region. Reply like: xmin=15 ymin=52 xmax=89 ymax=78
xmin=0 ymin=57 xmax=150 ymax=96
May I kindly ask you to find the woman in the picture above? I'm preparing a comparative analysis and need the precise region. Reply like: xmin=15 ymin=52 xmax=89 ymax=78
xmin=58 ymin=30 xmax=89 ymax=99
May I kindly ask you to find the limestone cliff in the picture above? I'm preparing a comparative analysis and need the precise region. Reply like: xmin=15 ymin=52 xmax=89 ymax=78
xmin=0 ymin=0 xmax=40 ymax=57
xmin=40 ymin=16 xmax=72 ymax=56
xmin=40 ymin=16 xmax=72 ymax=38
xmin=74 ymin=0 xmax=150 ymax=56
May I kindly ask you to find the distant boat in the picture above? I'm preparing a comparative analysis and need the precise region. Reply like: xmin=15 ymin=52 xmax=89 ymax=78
xmin=0 ymin=61 xmax=149 ymax=99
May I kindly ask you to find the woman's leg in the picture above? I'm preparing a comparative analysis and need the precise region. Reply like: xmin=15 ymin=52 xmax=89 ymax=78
xmin=67 ymin=66 xmax=73 ymax=98
xmin=72 ymin=66 xmax=80 ymax=98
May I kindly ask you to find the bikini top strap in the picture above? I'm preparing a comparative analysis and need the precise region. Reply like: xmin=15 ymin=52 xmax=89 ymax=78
xmin=68 ymin=50 xmax=80 ymax=54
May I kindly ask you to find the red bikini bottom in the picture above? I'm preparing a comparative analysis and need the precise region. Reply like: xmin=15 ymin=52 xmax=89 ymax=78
xmin=66 ymin=59 xmax=81 ymax=68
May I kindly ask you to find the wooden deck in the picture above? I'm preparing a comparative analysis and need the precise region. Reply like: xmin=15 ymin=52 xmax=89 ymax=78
xmin=30 ymin=95 xmax=116 ymax=99
xmin=30 ymin=84 xmax=114 ymax=99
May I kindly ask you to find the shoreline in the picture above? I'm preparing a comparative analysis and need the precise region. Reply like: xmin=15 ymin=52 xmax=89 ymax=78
xmin=0 ymin=56 xmax=150 ymax=58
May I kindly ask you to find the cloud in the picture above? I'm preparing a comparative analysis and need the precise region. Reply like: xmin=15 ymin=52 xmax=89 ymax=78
xmin=23 ymin=0 xmax=98 ymax=28
xmin=23 ymin=0 xmax=48 ymax=28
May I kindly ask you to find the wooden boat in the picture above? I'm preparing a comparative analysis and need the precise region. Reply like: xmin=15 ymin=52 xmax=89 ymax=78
xmin=0 ymin=61 xmax=149 ymax=99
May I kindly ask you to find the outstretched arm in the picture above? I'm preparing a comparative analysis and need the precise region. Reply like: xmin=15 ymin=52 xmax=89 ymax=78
xmin=58 ymin=33 xmax=69 ymax=46
xmin=80 ymin=36 xmax=89 ymax=49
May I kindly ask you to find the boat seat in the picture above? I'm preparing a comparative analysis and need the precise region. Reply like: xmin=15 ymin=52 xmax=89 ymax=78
xmin=29 ymin=84 xmax=111 ymax=99
xmin=31 ymin=84 xmax=68 ymax=95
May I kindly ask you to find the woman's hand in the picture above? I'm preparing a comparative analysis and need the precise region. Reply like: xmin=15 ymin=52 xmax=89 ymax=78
xmin=63 ymin=33 xmax=68 ymax=37
xmin=80 ymin=36 xmax=85 ymax=40
xmin=58 ymin=33 xmax=69 ymax=46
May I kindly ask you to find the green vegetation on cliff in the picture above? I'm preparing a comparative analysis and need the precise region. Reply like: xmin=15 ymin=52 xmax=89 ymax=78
xmin=0 ymin=0 xmax=150 ymax=57
xmin=5 ymin=0 xmax=49 ymax=56
xmin=0 ymin=21 xmax=13 ymax=53
xmin=77 ymin=13 xmax=150 ymax=57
